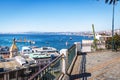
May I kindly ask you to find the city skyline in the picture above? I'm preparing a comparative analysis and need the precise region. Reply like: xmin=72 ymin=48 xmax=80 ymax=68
xmin=0 ymin=0 xmax=120 ymax=33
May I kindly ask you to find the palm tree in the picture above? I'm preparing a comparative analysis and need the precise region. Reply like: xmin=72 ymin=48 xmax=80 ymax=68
xmin=105 ymin=0 xmax=119 ymax=50
xmin=105 ymin=0 xmax=119 ymax=4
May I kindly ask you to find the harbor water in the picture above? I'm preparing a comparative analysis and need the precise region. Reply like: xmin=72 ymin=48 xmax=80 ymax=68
xmin=0 ymin=34 xmax=93 ymax=51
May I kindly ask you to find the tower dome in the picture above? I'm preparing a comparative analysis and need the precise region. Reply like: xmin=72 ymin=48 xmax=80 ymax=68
xmin=9 ymin=38 xmax=18 ymax=58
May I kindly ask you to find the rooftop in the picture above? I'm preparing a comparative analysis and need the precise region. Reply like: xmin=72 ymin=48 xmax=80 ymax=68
xmin=29 ymin=52 xmax=51 ymax=59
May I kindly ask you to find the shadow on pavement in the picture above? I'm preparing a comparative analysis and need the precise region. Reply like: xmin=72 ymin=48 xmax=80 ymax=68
xmin=70 ymin=52 xmax=91 ymax=80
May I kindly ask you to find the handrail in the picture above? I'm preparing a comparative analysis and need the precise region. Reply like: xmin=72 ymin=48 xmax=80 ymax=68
xmin=67 ymin=44 xmax=76 ymax=71
xmin=28 ymin=55 xmax=62 ymax=80
xmin=68 ymin=44 xmax=75 ymax=52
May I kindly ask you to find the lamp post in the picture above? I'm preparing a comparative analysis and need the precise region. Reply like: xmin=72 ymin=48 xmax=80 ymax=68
xmin=112 ymin=3 xmax=115 ymax=51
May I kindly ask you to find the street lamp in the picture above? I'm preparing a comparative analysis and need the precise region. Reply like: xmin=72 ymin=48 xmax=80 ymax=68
xmin=105 ymin=0 xmax=119 ymax=51
xmin=112 ymin=2 xmax=115 ymax=50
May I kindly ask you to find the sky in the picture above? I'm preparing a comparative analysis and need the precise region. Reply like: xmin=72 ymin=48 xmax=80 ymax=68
xmin=0 ymin=0 xmax=120 ymax=33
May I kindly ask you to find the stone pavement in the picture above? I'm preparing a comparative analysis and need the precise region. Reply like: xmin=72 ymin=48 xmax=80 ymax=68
xmin=70 ymin=55 xmax=82 ymax=80
xmin=69 ymin=51 xmax=120 ymax=80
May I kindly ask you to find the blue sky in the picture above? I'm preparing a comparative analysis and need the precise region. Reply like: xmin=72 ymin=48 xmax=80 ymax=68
xmin=0 ymin=0 xmax=120 ymax=33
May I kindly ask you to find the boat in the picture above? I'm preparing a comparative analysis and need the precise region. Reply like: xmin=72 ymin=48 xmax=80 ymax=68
xmin=32 ymin=47 xmax=59 ymax=56
xmin=21 ymin=46 xmax=59 ymax=57
xmin=15 ymin=38 xmax=35 ymax=44
xmin=69 ymin=37 xmax=72 ymax=40
xmin=32 ymin=47 xmax=57 ymax=52
xmin=21 ymin=46 xmax=32 ymax=55
xmin=66 ymin=41 xmax=68 ymax=46
xmin=29 ymin=40 xmax=35 ymax=44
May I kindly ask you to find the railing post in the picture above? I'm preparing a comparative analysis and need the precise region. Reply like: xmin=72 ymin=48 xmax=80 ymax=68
xmin=74 ymin=42 xmax=81 ymax=54
xmin=60 ymin=49 xmax=68 ymax=74
xmin=60 ymin=49 xmax=69 ymax=79
xmin=4 ymin=73 xmax=9 ymax=80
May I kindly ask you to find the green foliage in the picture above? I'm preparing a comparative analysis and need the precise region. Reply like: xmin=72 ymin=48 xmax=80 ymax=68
xmin=91 ymin=39 xmax=98 ymax=51
xmin=106 ymin=33 xmax=120 ymax=50
xmin=105 ymin=0 xmax=119 ymax=4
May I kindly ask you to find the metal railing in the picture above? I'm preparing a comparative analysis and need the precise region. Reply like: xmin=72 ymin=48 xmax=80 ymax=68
xmin=67 ymin=44 xmax=76 ymax=70
xmin=28 ymin=55 xmax=62 ymax=80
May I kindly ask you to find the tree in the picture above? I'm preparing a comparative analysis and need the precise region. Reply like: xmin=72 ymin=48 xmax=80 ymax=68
xmin=106 ymin=33 xmax=120 ymax=51
xmin=104 ymin=0 xmax=119 ymax=50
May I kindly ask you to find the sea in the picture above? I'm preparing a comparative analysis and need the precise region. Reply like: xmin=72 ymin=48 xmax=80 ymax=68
xmin=0 ymin=34 xmax=93 ymax=51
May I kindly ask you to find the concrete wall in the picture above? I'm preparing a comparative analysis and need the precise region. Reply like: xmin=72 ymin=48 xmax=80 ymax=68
xmin=81 ymin=40 xmax=93 ymax=52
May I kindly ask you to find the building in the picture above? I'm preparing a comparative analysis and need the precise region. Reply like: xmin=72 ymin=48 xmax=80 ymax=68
xmin=0 ymin=46 xmax=10 ymax=58
xmin=9 ymin=38 xmax=18 ymax=58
